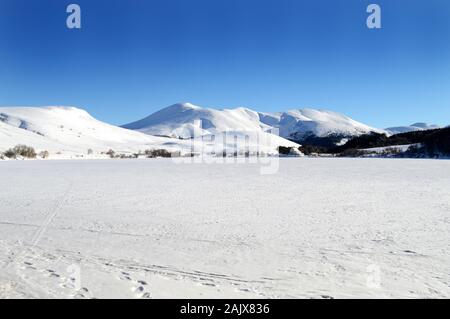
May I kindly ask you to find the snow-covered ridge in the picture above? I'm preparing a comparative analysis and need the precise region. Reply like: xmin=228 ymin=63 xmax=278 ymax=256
xmin=123 ymin=103 xmax=383 ymax=141
xmin=385 ymin=123 xmax=441 ymax=135
xmin=258 ymin=108 xmax=384 ymax=139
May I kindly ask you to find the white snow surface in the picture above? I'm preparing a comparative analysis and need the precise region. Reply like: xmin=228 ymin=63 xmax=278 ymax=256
xmin=1 ymin=159 xmax=449 ymax=299
xmin=385 ymin=123 xmax=441 ymax=135
xmin=0 ymin=106 xmax=297 ymax=158
xmin=123 ymin=103 xmax=383 ymax=140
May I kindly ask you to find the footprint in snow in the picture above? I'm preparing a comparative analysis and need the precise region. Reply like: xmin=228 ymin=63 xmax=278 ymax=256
xmin=73 ymin=287 xmax=93 ymax=299
xmin=116 ymin=271 xmax=151 ymax=298
xmin=118 ymin=271 xmax=132 ymax=281
xmin=133 ymin=285 xmax=152 ymax=299
xmin=134 ymin=286 xmax=145 ymax=293
xmin=45 ymin=269 xmax=61 ymax=278
xmin=20 ymin=261 xmax=37 ymax=271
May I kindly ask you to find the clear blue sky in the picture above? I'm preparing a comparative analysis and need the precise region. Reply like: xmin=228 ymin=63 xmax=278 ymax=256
xmin=0 ymin=0 xmax=449 ymax=128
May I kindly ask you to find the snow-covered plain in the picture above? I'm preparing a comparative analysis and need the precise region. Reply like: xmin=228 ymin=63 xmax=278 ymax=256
xmin=0 ymin=158 xmax=449 ymax=299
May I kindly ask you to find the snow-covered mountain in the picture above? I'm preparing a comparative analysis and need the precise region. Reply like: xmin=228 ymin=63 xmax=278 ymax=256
xmin=258 ymin=108 xmax=383 ymax=140
xmin=385 ymin=123 xmax=441 ymax=135
xmin=123 ymin=103 xmax=382 ymax=142
xmin=0 ymin=106 xmax=186 ymax=157
xmin=0 ymin=106 xmax=297 ymax=158
xmin=5 ymin=103 xmax=441 ymax=160
xmin=123 ymin=103 xmax=272 ymax=138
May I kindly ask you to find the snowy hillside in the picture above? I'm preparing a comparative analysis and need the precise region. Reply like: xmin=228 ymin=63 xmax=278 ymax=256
xmin=123 ymin=103 xmax=272 ymax=138
xmin=385 ymin=123 xmax=441 ymax=135
xmin=0 ymin=106 xmax=297 ymax=158
xmin=0 ymin=106 xmax=186 ymax=157
xmin=124 ymin=103 xmax=382 ymax=142
xmin=258 ymin=108 xmax=383 ymax=140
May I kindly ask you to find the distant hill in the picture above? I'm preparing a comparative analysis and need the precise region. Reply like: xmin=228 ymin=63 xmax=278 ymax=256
xmin=331 ymin=127 xmax=450 ymax=157
xmin=385 ymin=123 xmax=441 ymax=135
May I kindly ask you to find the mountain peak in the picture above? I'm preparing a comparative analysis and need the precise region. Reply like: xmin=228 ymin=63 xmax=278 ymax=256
xmin=44 ymin=106 xmax=93 ymax=118
xmin=166 ymin=103 xmax=200 ymax=111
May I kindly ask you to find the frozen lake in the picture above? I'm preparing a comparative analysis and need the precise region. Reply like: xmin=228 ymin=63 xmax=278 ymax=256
xmin=0 ymin=158 xmax=449 ymax=298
